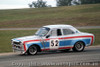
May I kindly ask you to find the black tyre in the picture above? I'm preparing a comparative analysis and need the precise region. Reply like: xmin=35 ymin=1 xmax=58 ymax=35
xmin=73 ymin=41 xmax=85 ymax=52
xmin=27 ymin=45 xmax=38 ymax=55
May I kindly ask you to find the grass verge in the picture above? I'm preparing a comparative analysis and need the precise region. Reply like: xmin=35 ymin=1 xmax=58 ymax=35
xmin=0 ymin=4 xmax=100 ymax=28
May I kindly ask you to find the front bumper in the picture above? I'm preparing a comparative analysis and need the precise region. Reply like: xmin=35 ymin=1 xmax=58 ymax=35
xmin=12 ymin=46 xmax=25 ymax=54
xmin=12 ymin=41 xmax=25 ymax=54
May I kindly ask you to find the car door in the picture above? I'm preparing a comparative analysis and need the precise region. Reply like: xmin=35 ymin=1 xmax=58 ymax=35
xmin=62 ymin=29 xmax=75 ymax=47
xmin=48 ymin=28 xmax=64 ymax=50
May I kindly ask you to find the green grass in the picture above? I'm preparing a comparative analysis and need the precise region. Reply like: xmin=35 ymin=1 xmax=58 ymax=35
xmin=0 ymin=4 xmax=100 ymax=28
xmin=0 ymin=29 xmax=100 ymax=53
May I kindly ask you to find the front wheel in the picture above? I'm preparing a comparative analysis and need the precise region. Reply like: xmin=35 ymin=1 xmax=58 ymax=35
xmin=73 ymin=41 xmax=85 ymax=52
xmin=27 ymin=45 xmax=38 ymax=55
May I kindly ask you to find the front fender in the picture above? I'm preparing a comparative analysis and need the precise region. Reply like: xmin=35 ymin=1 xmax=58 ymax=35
xmin=24 ymin=42 xmax=44 ymax=51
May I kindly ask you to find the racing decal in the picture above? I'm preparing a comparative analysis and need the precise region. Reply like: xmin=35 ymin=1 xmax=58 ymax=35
xmin=23 ymin=39 xmax=40 ymax=51
xmin=23 ymin=44 xmax=26 ymax=51
xmin=41 ymin=46 xmax=73 ymax=51
xmin=22 ymin=35 xmax=94 ymax=52
xmin=50 ymin=39 xmax=59 ymax=49
xmin=62 ymin=35 xmax=94 ymax=45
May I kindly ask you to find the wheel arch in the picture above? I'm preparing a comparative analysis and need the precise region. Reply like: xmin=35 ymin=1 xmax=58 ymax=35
xmin=74 ymin=40 xmax=86 ymax=47
xmin=73 ymin=40 xmax=86 ymax=47
xmin=28 ymin=44 xmax=41 ymax=52
xmin=72 ymin=40 xmax=85 ymax=52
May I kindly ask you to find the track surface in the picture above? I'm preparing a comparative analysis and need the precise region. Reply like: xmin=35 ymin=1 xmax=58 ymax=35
xmin=0 ymin=46 xmax=100 ymax=67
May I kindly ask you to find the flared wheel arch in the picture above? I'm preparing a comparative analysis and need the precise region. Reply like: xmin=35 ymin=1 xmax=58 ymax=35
xmin=73 ymin=41 xmax=85 ymax=52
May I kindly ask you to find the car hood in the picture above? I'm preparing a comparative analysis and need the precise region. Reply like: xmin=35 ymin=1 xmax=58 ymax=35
xmin=12 ymin=35 xmax=41 ymax=42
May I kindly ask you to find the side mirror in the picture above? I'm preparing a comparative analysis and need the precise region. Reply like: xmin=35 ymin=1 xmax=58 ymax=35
xmin=46 ymin=35 xmax=50 ymax=38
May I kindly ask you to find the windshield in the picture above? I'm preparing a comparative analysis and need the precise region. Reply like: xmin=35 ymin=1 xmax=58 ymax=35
xmin=35 ymin=27 xmax=50 ymax=36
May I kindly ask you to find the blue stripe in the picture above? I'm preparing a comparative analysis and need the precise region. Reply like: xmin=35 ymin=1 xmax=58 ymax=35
xmin=26 ymin=38 xmax=91 ymax=49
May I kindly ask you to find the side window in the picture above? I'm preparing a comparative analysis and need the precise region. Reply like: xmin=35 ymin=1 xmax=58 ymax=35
xmin=57 ymin=29 xmax=62 ymax=36
xmin=63 ymin=29 xmax=74 ymax=35
xmin=51 ymin=29 xmax=57 ymax=36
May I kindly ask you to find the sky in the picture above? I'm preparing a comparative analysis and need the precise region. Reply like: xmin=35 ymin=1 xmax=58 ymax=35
xmin=0 ymin=0 xmax=56 ymax=10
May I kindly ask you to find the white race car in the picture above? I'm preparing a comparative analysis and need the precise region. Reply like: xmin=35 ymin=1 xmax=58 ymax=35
xmin=11 ymin=25 xmax=94 ymax=55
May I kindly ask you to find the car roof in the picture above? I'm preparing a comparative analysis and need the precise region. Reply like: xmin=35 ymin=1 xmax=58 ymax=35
xmin=43 ymin=24 xmax=73 ymax=29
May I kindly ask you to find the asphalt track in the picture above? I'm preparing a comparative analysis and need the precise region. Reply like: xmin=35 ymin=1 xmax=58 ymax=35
xmin=0 ymin=46 xmax=100 ymax=67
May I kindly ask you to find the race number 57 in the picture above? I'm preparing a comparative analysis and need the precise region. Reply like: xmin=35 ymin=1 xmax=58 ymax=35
xmin=50 ymin=39 xmax=59 ymax=49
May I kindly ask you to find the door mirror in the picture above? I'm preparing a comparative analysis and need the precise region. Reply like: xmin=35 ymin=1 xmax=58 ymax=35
xmin=46 ymin=35 xmax=50 ymax=38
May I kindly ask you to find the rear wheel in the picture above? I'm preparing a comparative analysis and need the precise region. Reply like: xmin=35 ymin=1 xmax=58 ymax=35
xmin=27 ymin=45 xmax=37 ymax=55
xmin=73 ymin=41 xmax=85 ymax=52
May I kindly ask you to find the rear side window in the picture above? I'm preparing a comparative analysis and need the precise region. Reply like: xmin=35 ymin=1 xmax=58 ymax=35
xmin=63 ymin=29 xmax=74 ymax=35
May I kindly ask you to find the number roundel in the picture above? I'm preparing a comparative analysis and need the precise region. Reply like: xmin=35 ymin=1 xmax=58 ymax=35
xmin=50 ymin=39 xmax=59 ymax=49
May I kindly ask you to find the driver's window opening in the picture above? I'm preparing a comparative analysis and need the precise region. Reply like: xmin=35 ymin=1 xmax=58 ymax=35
xmin=35 ymin=27 xmax=50 ymax=36
xmin=51 ymin=29 xmax=57 ymax=36
xmin=57 ymin=29 xmax=62 ymax=36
